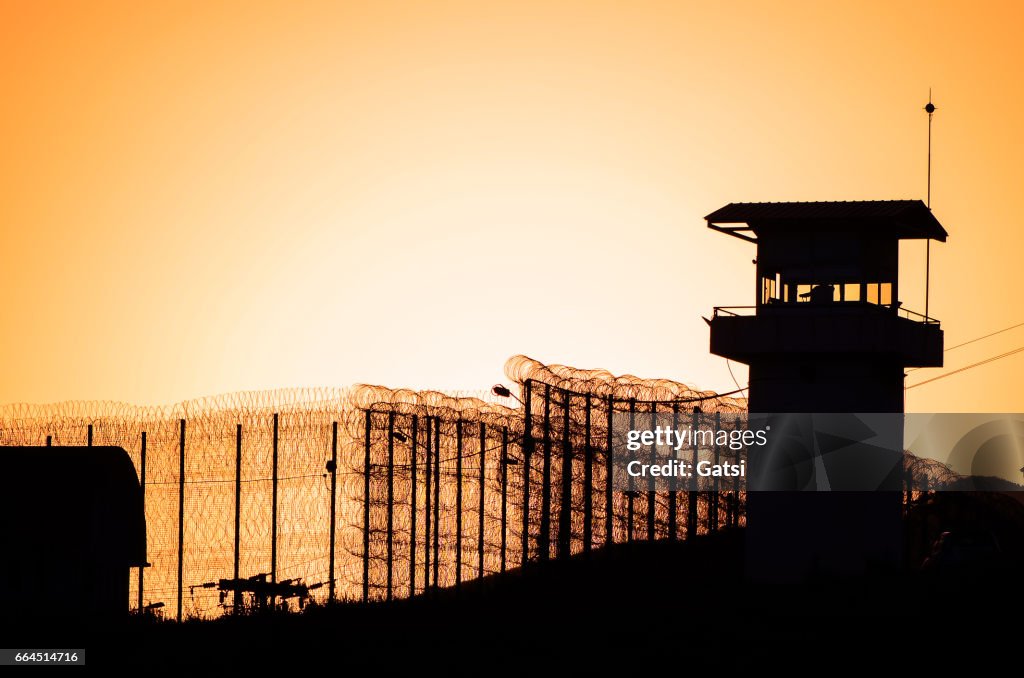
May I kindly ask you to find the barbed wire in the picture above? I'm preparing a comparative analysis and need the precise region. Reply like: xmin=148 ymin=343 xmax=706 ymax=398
xmin=0 ymin=354 xmax=954 ymax=619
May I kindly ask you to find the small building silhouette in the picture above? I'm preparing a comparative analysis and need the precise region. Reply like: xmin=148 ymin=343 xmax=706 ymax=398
xmin=0 ymin=446 xmax=146 ymax=619
xmin=706 ymin=200 xmax=947 ymax=578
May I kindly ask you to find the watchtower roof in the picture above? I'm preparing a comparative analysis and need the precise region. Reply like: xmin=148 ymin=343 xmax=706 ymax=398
xmin=705 ymin=200 xmax=947 ymax=242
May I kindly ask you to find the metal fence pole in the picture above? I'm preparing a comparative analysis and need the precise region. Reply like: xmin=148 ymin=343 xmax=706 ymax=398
xmin=712 ymin=411 xmax=721 ymax=532
xmin=583 ymin=396 xmax=592 ymax=553
xmin=478 ymin=422 xmax=486 ymax=579
xmin=732 ymin=419 xmax=741 ymax=527
xmin=386 ymin=412 xmax=395 ymax=601
xmin=647 ymin=402 xmax=657 ymax=541
xmin=558 ymin=393 xmax=572 ymax=559
xmin=455 ymin=419 xmax=463 ymax=589
xmin=627 ymin=399 xmax=636 ymax=543
xmin=329 ymin=421 xmax=338 ymax=602
xmin=271 ymin=412 xmax=279 ymax=607
xmin=540 ymin=384 xmax=552 ymax=561
xmin=500 ymin=426 xmax=509 ymax=571
xmin=362 ymin=410 xmax=371 ymax=603
xmin=138 ymin=431 xmax=147 ymax=611
xmin=423 ymin=416 xmax=431 ymax=589
xmin=432 ymin=417 xmax=440 ymax=588
xmin=410 ymin=415 xmax=418 ymax=597
xmin=234 ymin=424 xmax=242 ymax=613
xmin=521 ymin=380 xmax=533 ymax=567
xmin=668 ymin=403 xmax=679 ymax=540
xmin=605 ymin=395 xmax=614 ymax=545
xmin=176 ymin=418 xmax=185 ymax=622
xmin=688 ymin=407 xmax=699 ymax=539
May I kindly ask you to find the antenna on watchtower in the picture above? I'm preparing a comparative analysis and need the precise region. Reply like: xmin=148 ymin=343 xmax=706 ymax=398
xmin=925 ymin=89 xmax=936 ymax=208
xmin=924 ymin=89 xmax=936 ymax=320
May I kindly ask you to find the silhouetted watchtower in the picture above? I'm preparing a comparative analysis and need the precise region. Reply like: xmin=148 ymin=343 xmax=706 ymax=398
xmin=705 ymin=200 xmax=947 ymax=578
xmin=707 ymin=200 xmax=946 ymax=412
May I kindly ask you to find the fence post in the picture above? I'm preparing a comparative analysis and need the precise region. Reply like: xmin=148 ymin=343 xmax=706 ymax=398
xmin=432 ymin=417 xmax=440 ymax=588
xmin=712 ymin=411 xmax=721 ymax=532
xmin=455 ymin=419 xmax=463 ymax=590
xmin=138 ymin=431 xmax=147 ymax=612
xmin=329 ymin=421 xmax=338 ymax=603
xmin=386 ymin=411 xmax=395 ymax=601
xmin=87 ymin=423 xmax=93 ymax=447
xmin=558 ymin=393 xmax=572 ymax=559
xmin=177 ymin=418 xmax=185 ymax=622
xmin=46 ymin=435 xmax=52 ymax=447
xmin=363 ymin=410 xmax=371 ymax=603
xmin=583 ymin=396 xmax=592 ymax=553
xmin=732 ymin=419 xmax=741 ymax=527
xmin=500 ymin=426 xmax=509 ymax=571
xmin=521 ymin=380 xmax=533 ymax=567
xmin=234 ymin=424 xmax=242 ymax=612
xmin=688 ymin=407 xmax=699 ymax=539
xmin=627 ymin=399 xmax=636 ymax=542
xmin=409 ymin=415 xmax=418 ymax=597
xmin=271 ymin=412 xmax=279 ymax=608
xmin=424 ymin=416 xmax=432 ymax=589
xmin=450 ymin=419 xmax=462 ymax=589
xmin=478 ymin=422 xmax=486 ymax=579
xmin=647 ymin=402 xmax=657 ymax=541
xmin=605 ymin=395 xmax=614 ymax=545
xmin=539 ymin=384 xmax=552 ymax=561
xmin=668 ymin=403 xmax=679 ymax=540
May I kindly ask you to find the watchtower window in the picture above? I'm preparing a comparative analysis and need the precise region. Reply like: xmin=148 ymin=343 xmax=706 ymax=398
xmin=797 ymin=284 xmax=837 ymax=303
xmin=863 ymin=282 xmax=893 ymax=306
xmin=778 ymin=281 xmax=893 ymax=307
xmin=760 ymin=274 xmax=781 ymax=305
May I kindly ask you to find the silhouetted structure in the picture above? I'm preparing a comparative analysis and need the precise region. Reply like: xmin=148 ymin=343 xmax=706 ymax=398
xmin=0 ymin=354 xmax=964 ymax=618
xmin=1 ymin=360 xmax=750 ymax=619
xmin=0 ymin=446 xmax=146 ymax=619
xmin=706 ymin=200 xmax=947 ymax=578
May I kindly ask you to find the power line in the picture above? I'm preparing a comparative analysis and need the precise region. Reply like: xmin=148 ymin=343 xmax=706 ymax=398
xmin=906 ymin=344 xmax=1024 ymax=390
xmin=945 ymin=320 xmax=1024 ymax=352
xmin=906 ymin=319 xmax=1024 ymax=373
xmin=726 ymin=359 xmax=748 ymax=396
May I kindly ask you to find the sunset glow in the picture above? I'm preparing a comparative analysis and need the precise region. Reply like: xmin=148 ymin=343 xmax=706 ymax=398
xmin=3 ymin=1 xmax=1023 ymax=411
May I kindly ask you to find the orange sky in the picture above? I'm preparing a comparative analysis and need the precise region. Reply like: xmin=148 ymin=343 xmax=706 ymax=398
xmin=2 ymin=0 xmax=1023 ymax=411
